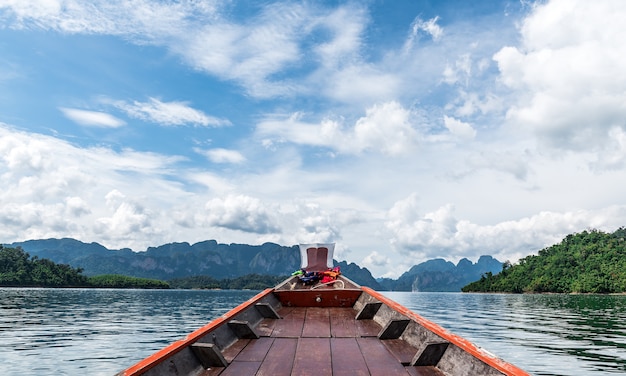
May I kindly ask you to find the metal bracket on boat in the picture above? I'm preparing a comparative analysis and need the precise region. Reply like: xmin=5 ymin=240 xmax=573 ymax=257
xmin=412 ymin=342 xmax=450 ymax=366
xmin=255 ymin=302 xmax=281 ymax=319
xmin=190 ymin=342 xmax=229 ymax=368
xmin=228 ymin=320 xmax=261 ymax=339
xmin=355 ymin=301 xmax=382 ymax=320
xmin=378 ymin=319 xmax=410 ymax=340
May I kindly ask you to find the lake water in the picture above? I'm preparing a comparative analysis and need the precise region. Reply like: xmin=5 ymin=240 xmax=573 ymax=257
xmin=1 ymin=288 xmax=625 ymax=376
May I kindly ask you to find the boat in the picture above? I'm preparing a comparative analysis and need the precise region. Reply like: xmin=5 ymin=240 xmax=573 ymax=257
xmin=116 ymin=244 xmax=529 ymax=376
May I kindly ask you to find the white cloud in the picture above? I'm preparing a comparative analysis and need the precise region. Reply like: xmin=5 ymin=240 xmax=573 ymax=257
xmin=312 ymin=5 xmax=366 ymax=67
xmin=257 ymin=101 xmax=419 ymax=156
xmin=0 ymin=124 xmax=188 ymax=250
xmin=495 ymin=0 xmax=626 ymax=154
xmin=386 ymin=192 xmax=626 ymax=264
xmin=362 ymin=251 xmax=390 ymax=268
xmin=59 ymin=107 xmax=125 ymax=128
xmin=65 ymin=196 xmax=91 ymax=217
xmin=203 ymin=194 xmax=279 ymax=234
xmin=4 ymin=1 xmax=626 ymax=280
xmin=443 ymin=115 xmax=476 ymax=140
xmin=112 ymin=98 xmax=230 ymax=127
xmin=404 ymin=16 xmax=443 ymax=53
xmin=0 ymin=0 xmax=217 ymax=37
xmin=321 ymin=65 xmax=401 ymax=105
xmin=442 ymin=53 xmax=472 ymax=86
xmin=197 ymin=148 xmax=246 ymax=164
xmin=0 ymin=1 xmax=386 ymax=103
xmin=95 ymin=190 xmax=158 ymax=241
xmin=592 ymin=127 xmax=626 ymax=170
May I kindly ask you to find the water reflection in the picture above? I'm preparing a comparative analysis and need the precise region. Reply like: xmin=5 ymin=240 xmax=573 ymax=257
xmin=1 ymin=288 xmax=625 ymax=375
xmin=0 ymin=288 xmax=258 ymax=376
xmin=384 ymin=292 xmax=626 ymax=375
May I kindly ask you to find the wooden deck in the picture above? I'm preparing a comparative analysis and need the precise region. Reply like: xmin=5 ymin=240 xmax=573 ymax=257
xmin=200 ymin=307 xmax=445 ymax=376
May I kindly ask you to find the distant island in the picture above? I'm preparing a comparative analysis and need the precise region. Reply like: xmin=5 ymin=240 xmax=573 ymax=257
xmin=462 ymin=228 xmax=626 ymax=293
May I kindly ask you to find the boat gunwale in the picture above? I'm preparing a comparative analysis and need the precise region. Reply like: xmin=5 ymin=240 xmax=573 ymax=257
xmin=118 ymin=287 xmax=275 ymax=376
xmin=362 ymin=286 xmax=530 ymax=376
xmin=118 ymin=282 xmax=530 ymax=376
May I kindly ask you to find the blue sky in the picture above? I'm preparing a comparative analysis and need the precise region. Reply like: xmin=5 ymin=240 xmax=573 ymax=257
xmin=2 ymin=0 xmax=626 ymax=278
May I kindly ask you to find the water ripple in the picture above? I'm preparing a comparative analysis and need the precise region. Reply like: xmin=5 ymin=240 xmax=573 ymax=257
xmin=384 ymin=292 xmax=626 ymax=375
xmin=1 ymin=288 xmax=625 ymax=375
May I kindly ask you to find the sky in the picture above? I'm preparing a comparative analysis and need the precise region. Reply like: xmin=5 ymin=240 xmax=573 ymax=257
xmin=1 ymin=0 xmax=626 ymax=278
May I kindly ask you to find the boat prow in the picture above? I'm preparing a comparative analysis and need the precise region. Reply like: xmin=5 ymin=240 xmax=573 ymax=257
xmin=117 ymin=244 xmax=529 ymax=376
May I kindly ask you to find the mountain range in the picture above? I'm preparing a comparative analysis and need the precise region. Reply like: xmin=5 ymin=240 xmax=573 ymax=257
xmin=378 ymin=256 xmax=504 ymax=292
xmin=7 ymin=238 xmax=503 ymax=291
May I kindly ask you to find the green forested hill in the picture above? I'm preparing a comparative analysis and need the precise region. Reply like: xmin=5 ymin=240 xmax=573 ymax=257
xmin=0 ymin=245 xmax=168 ymax=288
xmin=462 ymin=228 xmax=626 ymax=293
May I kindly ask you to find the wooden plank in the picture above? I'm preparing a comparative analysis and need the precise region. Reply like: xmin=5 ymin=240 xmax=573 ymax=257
xmin=233 ymin=337 xmax=274 ymax=362
xmin=355 ymin=318 xmax=382 ymax=337
xmin=256 ymin=338 xmax=298 ymax=376
xmin=292 ymin=337 xmax=332 ymax=376
xmin=276 ymin=306 xmax=295 ymax=317
xmin=271 ymin=308 xmax=305 ymax=338
xmin=221 ymin=339 xmax=250 ymax=363
xmin=357 ymin=337 xmax=411 ymax=376
xmin=280 ymin=306 xmax=306 ymax=320
xmin=330 ymin=337 xmax=369 ymax=376
xmin=218 ymin=361 xmax=261 ymax=376
xmin=382 ymin=339 xmax=418 ymax=365
xmin=302 ymin=307 xmax=330 ymax=338
xmin=256 ymin=318 xmax=277 ymax=337
xmin=404 ymin=366 xmax=447 ymax=376
xmin=329 ymin=308 xmax=358 ymax=338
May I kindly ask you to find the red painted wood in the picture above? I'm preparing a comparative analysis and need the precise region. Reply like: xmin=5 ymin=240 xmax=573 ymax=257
xmin=357 ymin=337 xmax=411 ymax=376
xmin=233 ymin=337 xmax=274 ymax=362
xmin=292 ymin=337 xmax=332 ymax=376
xmin=330 ymin=337 xmax=369 ymax=376
xmin=302 ymin=307 xmax=331 ymax=338
xmin=329 ymin=307 xmax=358 ymax=337
xmin=256 ymin=338 xmax=298 ymax=376
xmin=274 ymin=289 xmax=362 ymax=307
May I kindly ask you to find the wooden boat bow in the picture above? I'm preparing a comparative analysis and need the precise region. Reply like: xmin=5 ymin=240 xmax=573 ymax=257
xmin=117 ymin=244 xmax=529 ymax=376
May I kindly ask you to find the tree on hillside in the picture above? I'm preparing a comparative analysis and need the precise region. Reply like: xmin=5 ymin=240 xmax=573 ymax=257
xmin=462 ymin=228 xmax=626 ymax=293
xmin=0 ymin=245 xmax=87 ymax=287
xmin=0 ymin=246 xmax=31 ymax=285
